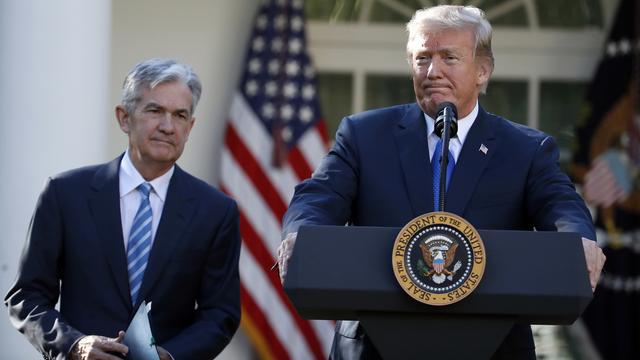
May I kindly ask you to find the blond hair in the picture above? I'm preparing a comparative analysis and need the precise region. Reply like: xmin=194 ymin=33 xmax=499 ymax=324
xmin=406 ymin=5 xmax=494 ymax=92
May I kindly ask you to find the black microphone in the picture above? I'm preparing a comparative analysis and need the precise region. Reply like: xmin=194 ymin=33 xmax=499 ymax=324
xmin=434 ymin=102 xmax=458 ymax=138
xmin=434 ymin=102 xmax=458 ymax=212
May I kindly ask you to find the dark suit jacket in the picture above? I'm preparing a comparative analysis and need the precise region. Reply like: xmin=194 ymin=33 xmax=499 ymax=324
xmin=5 ymin=156 xmax=241 ymax=360
xmin=283 ymin=103 xmax=595 ymax=359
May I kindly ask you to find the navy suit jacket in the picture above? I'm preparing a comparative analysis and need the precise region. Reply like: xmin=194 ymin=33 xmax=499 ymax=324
xmin=283 ymin=103 xmax=595 ymax=358
xmin=5 ymin=156 xmax=241 ymax=360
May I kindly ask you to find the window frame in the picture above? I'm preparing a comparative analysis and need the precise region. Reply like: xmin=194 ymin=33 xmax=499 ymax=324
xmin=307 ymin=22 xmax=605 ymax=129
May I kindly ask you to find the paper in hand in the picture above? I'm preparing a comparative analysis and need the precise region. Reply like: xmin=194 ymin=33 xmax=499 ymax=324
xmin=123 ymin=301 xmax=160 ymax=360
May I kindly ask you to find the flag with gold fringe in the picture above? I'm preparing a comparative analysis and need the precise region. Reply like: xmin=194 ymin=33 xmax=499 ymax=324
xmin=571 ymin=0 xmax=639 ymax=358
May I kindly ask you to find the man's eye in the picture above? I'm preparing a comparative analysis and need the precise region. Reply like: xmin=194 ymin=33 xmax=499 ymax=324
xmin=444 ymin=54 xmax=459 ymax=62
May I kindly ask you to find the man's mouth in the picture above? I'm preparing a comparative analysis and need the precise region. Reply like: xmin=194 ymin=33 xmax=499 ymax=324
xmin=425 ymin=83 xmax=450 ymax=90
xmin=151 ymin=139 xmax=174 ymax=146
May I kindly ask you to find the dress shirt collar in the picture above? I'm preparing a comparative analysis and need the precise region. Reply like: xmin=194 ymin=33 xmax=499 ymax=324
xmin=424 ymin=101 xmax=479 ymax=144
xmin=119 ymin=150 xmax=174 ymax=202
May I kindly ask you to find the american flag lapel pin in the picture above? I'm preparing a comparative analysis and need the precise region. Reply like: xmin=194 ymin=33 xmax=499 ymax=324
xmin=479 ymin=144 xmax=488 ymax=155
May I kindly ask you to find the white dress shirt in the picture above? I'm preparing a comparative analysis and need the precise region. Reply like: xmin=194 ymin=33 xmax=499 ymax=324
xmin=425 ymin=101 xmax=479 ymax=163
xmin=119 ymin=150 xmax=174 ymax=250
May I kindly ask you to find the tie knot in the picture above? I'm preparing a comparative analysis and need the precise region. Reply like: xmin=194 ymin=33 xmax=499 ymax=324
xmin=138 ymin=182 xmax=152 ymax=198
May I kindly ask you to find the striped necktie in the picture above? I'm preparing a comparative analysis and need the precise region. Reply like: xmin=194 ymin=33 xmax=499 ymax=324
xmin=432 ymin=138 xmax=456 ymax=212
xmin=127 ymin=182 xmax=153 ymax=305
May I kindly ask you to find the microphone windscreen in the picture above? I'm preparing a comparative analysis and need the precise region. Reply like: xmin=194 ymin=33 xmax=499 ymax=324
xmin=436 ymin=102 xmax=458 ymax=119
xmin=434 ymin=102 xmax=458 ymax=138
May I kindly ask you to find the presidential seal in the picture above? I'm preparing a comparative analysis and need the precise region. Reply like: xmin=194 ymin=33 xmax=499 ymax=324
xmin=392 ymin=212 xmax=486 ymax=306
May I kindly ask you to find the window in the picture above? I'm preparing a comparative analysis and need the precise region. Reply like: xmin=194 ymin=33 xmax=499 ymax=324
xmin=306 ymin=0 xmax=614 ymax=156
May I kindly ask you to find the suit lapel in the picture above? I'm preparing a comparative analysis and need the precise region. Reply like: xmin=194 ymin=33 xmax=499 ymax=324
xmin=88 ymin=156 xmax=131 ymax=309
xmin=447 ymin=107 xmax=499 ymax=215
xmin=394 ymin=104 xmax=434 ymax=216
xmin=136 ymin=166 xmax=196 ymax=307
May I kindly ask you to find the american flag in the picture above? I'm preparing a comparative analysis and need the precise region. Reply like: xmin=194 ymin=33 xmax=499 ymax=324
xmin=583 ymin=151 xmax=631 ymax=208
xmin=573 ymin=0 xmax=639 ymax=358
xmin=220 ymin=0 xmax=334 ymax=358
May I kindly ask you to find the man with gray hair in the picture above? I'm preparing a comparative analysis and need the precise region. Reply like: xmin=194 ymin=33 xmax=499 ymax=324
xmin=277 ymin=5 xmax=605 ymax=359
xmin=5 ymin=58 xmax=241 ymax=360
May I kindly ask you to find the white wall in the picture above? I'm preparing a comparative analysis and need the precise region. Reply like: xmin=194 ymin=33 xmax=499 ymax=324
xmin=0 ymin=0 xmax=112 ymax=358
xmin=1 ymin=0 xmax=259 ymax=358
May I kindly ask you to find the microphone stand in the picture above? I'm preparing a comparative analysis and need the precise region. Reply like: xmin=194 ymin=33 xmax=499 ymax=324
xmin=438 ymin=108 xmax=453 ymax=212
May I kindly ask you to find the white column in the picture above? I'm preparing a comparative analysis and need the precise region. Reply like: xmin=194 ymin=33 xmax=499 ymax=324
xmin=0 ymin=0 xmax=111 ymax=357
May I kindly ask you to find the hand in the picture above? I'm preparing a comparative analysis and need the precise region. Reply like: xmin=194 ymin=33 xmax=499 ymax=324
xmin=70 ymin=331 xmax=128 ymax=360
xmin=157 ymin=346 xmax=172 ymax=360
xmin=582 ymin=237 xmax=606 ymax=292
xmin=277 ymin=232 xmax=297 ymax=284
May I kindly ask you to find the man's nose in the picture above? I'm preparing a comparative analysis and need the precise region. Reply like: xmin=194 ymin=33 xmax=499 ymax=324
xmin=427 ymin=58 xmax=443 ymax=79
xmin=158 ymin=113 xmax=175 ymax=132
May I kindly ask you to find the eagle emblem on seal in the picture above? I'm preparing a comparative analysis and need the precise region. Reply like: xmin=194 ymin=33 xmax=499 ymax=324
xmin=418 ymin=236 xmax=462 ymax=284
xmin=393 ymin=212 xmax=486 ymax=305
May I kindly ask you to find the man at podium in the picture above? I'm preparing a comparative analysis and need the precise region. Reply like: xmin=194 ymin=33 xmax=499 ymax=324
xmin=278 ymin=4 xmax=605 ymax=360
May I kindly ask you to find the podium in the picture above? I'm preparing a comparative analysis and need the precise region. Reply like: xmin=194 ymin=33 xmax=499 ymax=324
xmin=284 ymin=225 xmax=593 ymax=359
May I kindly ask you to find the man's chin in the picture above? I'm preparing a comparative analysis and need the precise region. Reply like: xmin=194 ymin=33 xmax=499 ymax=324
xmin=149 ymin=143 xmax=179 ymax=157
xmin=421 ymin=98 xmax=453 ymax=117
xmin=429 ymin=95 xmax=454 ymax=105
xmin=146 ymin=151 xmax=179 ymax=165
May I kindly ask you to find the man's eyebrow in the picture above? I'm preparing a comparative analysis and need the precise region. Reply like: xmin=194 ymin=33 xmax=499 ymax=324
xmin=143 ymin=102 xmax=162 ymax=108
xmin=142 ymin=102 xmax=191 ymax=115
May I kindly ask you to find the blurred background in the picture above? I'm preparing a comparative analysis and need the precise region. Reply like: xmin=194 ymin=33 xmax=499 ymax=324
xmin=1 ymin=0 xmax=637 ymax=359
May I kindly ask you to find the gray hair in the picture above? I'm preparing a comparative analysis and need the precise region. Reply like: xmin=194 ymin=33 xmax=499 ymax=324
xmin=406 ymin=5 xmax=494 ymax=92
xmin=121 ymin=58 xmax=202 ymax=115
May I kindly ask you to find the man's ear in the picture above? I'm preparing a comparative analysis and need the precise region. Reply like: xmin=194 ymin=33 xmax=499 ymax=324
xmin=115 ymin=105 xmax=130 ymax=134
xmin=184 ymin=117 xmax=196 ymax=141
xmin=476 ymin=57 xmax=492 ymax=87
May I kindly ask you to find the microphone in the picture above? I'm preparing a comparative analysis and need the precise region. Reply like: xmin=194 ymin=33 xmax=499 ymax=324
xmin=434 ymin=102 xmax=458 ymax=138
xmin=434 ymin=102 xmax=458 ymax=212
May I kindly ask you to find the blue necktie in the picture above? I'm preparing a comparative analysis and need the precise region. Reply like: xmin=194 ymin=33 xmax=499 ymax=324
xmin=432 ymin=138 xmax=456 ymax=212
xmin=127 ymin=182 xmax=153 ymax=305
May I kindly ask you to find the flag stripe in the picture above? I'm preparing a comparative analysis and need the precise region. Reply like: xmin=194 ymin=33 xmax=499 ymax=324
xmin=237 ymin=210 xmax=278 ymax=276
xmin=221 ymin=150 xmax=282 ymax=252
xmin=237 ymin=210 xmax=326 ymax=359
xmin=298 ymin=121 xmax=329 ymax=171
xmin=221 ymin=169 xmax=331 ymax=358
xmin=229 ymin=94 xmax=299 ymax=202
xmin=315 ymin=119 xmax=330 ymax=145
xmin=221 ymin=171 xmax=331 ymax=358
xmin=225 ymin=124 xmax=288 ymax=220
xmin=287 ymin=145 xmax=314 ymax=181
xmin=240 ymin=287 xmax=288 ymax=360
xmin=239 ymin=239 xmax=321 ymax=359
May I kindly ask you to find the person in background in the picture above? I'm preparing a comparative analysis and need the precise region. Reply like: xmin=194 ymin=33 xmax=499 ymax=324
xmin=5 ymin=58 xmax=241 ymax=360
